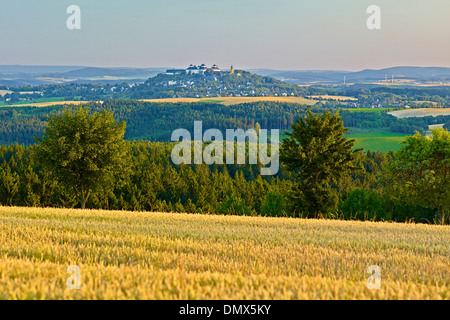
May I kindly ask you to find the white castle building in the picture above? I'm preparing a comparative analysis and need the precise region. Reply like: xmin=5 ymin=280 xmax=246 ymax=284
xmin=166 ymin=64 xmax=221 ymax=75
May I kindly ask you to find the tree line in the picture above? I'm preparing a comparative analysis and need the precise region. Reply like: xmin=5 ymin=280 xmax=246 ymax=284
xmin=0 ymin=106 xmax=447 ymax=223
xmin=0 ymin=100 xmax=448 ymax=146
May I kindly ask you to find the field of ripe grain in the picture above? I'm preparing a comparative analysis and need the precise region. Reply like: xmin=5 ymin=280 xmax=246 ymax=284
xmin=0 ymin=206 xmax=448 ymax=300
xmin=388 ymin=108 xmax=450 ymax=118
xmin=0 ymin=90 xmax=12 ymax=97
xmin=3 ymin=96 xmax=316 ymax=108
xmin=139 ymin=98 xmax=201 ymax=103
xmin=0 ymin=100 xmax=89 ymax=108
xmin=0 ymin=90 xmax=42 ymax=96
xmin=308 ymin=95 xmax=358 ymax=101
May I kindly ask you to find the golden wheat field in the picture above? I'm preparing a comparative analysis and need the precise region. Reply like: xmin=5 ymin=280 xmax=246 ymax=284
xmin=388 ymin=108 xmax=450 ymax=118
xmin=307 ymin=95 xmax=358 ymax=101
xmin=0 ymin=101 xmax=90 ymax=108
xmin=0 ymin=206 xmax=449 ymax=300
xmin=5 ymin=96 xmax=316 ymax=108
xmin=140 ymin=96 xmax=317 ymax=106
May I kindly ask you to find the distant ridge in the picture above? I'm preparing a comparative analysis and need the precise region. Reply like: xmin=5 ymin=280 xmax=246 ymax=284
xmin=61 ymin=67 xmax=167 ymax=78
xmin=1 ymin=65 xmax=449 ymax=86
xmin=0 ymin=65 xmax=86 ymax=74
xmin=0 ymin=66 xmax=167 ymax=86
xmin=249 ymin=66 xmax=450 ymax=84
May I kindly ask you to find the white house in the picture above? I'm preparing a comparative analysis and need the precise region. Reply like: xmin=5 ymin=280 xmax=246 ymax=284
xmin=186 ymin=64 xmax=203 ymax=74
xmin=166 ymin=64 xmax=222 ymax=75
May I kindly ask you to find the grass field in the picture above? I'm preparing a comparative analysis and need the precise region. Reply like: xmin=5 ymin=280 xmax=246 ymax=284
xmin=342 ymin=108 xmax=395 ymax=113
xmin=0 ymin=206 xmax=448 ymax=300
xmin=280 ymin=129 xmax=408 ymax=152
xmin=345 ymin=130 xmax=408 ymax=152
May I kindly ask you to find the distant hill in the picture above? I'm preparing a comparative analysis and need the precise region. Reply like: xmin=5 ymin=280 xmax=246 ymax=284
xmin=2 ymin=65 xmax=449 ymax=87
xmin=344 ymin=67 xmax=450 ymax=82
xmin=61 ymin=67 xmax=163 ymax=78
xmin=0 ymin=66 xmax=167 ymax=86
xmin=0 ymin=68 xmax=323 ymax=101
xmin=126 ymin=69 xmax=312 ymax=99
xmin=250 ymin=67 xmax=450 ymax=84
xmin=0 ymin=65 xmax=85 ymax=74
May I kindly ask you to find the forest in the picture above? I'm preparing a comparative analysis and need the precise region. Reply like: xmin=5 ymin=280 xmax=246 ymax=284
xmin=0 ymin=100 xmax=449 ymax=145
xmin=0 ymin=100 xmax=447 ymax=224
xmin=0 ymin=140 xmax=438 ymax=223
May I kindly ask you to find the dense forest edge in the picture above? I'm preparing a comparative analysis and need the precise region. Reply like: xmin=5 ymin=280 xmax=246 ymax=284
xmin=0 ymin=102 xmax=448 ymax=224
xmin=1 ymin=100 xmax=450 ymax=145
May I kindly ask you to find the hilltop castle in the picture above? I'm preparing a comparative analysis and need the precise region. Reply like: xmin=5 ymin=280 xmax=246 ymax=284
xmin=165 ymin=64 xmax=221 ymax=75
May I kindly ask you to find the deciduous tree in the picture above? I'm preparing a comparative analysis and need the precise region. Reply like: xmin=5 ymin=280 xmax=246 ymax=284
xmin=35 ymin=107 xmax=129 ymax=209
xmin=383 ymin=128 xmax=449 ymax=224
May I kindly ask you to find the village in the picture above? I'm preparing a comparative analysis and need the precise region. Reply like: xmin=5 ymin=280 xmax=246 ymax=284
xmin=146 ymin=64 xmax=300 ymax=98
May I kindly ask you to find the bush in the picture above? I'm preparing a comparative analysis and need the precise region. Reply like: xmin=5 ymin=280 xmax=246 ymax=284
xmin=340 ymin=188 xmax=384 ymax=221
xmin=218 ymin=196 xmax=251 ymax=216
xmin=340 ymin=188 xmax=437 ymax=223
xmin=261 ymin=191 xmax=286 ymax=217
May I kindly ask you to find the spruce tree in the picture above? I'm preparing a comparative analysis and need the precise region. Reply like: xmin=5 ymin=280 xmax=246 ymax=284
xmin=280 ymin=109 xmax=361 ymax=216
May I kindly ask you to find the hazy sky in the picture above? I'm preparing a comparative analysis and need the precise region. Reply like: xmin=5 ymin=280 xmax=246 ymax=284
xmin=1 ymin=0 xmax=449 ymax=70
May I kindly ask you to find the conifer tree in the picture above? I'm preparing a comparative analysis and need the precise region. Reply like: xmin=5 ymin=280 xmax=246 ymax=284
xmin=280 ymin=109 xmax=361 ymax=216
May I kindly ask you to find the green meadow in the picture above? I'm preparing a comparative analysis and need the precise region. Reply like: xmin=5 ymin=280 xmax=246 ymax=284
xmin=281 ymin=128 xmax=409 ymax=153
xmin=345 ymin=128 xmax=408 ymax=152
xmin=342 ymin=108 xmax=397 ymax=113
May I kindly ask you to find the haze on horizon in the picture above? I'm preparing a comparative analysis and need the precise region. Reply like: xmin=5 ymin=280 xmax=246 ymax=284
xmin=1 ymin=0 xmax=449 ymax=71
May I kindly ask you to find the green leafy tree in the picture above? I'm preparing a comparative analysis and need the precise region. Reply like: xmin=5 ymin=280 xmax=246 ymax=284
xmin=280 ymin=109 xmax=361 ymax=216
xmin=35 ymin=107 xmax=129 ymax=209
xmin=383 ymin=129 xmax=450 ymax=224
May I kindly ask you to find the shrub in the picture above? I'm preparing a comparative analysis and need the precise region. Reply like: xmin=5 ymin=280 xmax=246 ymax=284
xmin=261 ymin=191 xmax=286 ymax=217
xmin=218 ymin=196 xmax=251 ymax=216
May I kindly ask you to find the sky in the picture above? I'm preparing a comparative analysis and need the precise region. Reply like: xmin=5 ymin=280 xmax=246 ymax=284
xmin=0 ymin=0 xmax=449 ymax=71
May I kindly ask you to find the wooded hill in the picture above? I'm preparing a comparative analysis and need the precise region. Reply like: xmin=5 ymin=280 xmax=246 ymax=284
xmin=1 ymin=69 xmax=327 ymax=103
xmin=132 ymin=69 xmax=316 ymax=99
